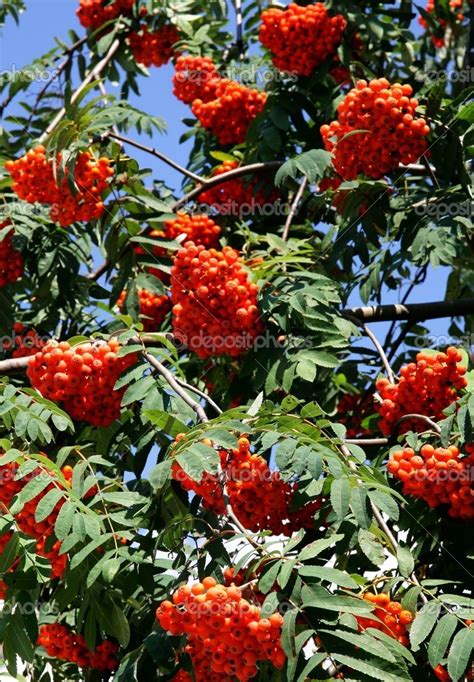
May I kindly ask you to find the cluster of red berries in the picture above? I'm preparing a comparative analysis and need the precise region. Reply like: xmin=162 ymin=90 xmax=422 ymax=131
xmin=173 ymin=55 xmax=221 ymax=104
xmin=192 ymin=79 xmax=267 ymax=146
xmin=336 ymin=392 xmax=374 ymax=438
xmin=198 ymin=160 xmax=279 ymax=216
xmin=27 ymin=339 xmax=136 ymax=427
xmin=2 ymin=322 xmax=46 ymax=358
xmin=77 ymin=0 xmax=134 ymax=29
xmin=117 ymin=288 xmax=171 ymax=332
xmin=320 ymin=79 xmax=430 ymax=180
xmin=170 ymin=242 xmax=262 ymax=358
xmin=433 ymin=661 xmax=474 ymax=682
xmin=172 ymin=57 xmax=266 ymax=145
xmin=0 ymin=458 xmax=80 ymax=583
xmin=376 ymin=348 xmax=467 ymax=436
xmin=419 ymin=0 xmax=464 ymax=48
xmin=5 ymin=146 xmax=113 ymax=227
xmin=172 ymin=436 xmax=322 ymax=534
xmin=0 ymin=222 xmax=24 ymax=287
xmin=387 ymin=444 xmax=474 ymax=519
xmin=156 ymin=576 xmax=286 ymax=681
xmin=356 ymin=592 xmax=413 ymax=646
xmin=165 ymin=212 xmax=222 ymax=247
xmin=38 ymin=623 xmax=118 ymax=671
xmin=259 ymin=3 xmax=346 ymax=77
xmin=129 ymin=24 xmax=180 ymax=67
xmin=134 ymin=213 xmax=221 ymax=282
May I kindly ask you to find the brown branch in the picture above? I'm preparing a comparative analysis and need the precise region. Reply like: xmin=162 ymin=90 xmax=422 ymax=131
xmin=39 ymin=38 xmax=121 ymax=142
xmin=342 ymin=298 xmax=474 ymax=323
xmin=394 ymin=413 xmax=442 ymax=434
xmin=172 ymin=160 xmax=283 ymax=211
xmin=141 ymin=350 xmax=209 ymax=423
xmin=282 ymin=177 xmax=308 ymax=242
xmin=0 ymin=356 xmax=32 ymax=373
xmin=107 ymin=132 xmax=205 ymax=183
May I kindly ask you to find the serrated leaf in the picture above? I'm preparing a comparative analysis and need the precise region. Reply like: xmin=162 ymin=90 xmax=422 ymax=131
xmin=410 ymin=601 xmax=441 ymax=651
xmin=428 ymin=614 xmax=458 ymax=667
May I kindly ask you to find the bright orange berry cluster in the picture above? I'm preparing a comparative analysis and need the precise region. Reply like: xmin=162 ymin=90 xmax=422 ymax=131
xmin=0 ymin=458 xmax=84 ymax=581
xmin=165 ymin=212 xmax=222 ymax=247
xmin=76 ymin=0 xmax=134 ymax=29
xmin=0 ymin=222 xmax=23 ymax=287
xmin=259 ymin=2 xmax=346 ymax=77
xmin=198 ymin=160 xmax=279 ymax=215
xmin=2 ymin=322 xmax=46 ymax=358
xmin=129 ymin=24 xmax=180 ymax=67
xmin=38 ymin=624 xmax=118 ymax=671
xmin=375 ymin=347 xmax=467 ymax=436
xmin=173 ymin=55 xmax=221 ymax=104
xmin=192 ymin=79 xmax=267 ymax=145
xmin=156 ymin=576 xmax=286 ymax=681
xmin=117 ymin=288 xmax=171 ymax=332
xmin=5 ymin=146 xmax=113 ymax=227
xmin=171 ymin=242 xmax=262 ymax=358
xmin=27 ymin=339 xmax=137 ymax=427
xmin=134 ymin=214 xmax=221 ymax=281
xmin=387 ymin=444 xmax=474 ymax=519
xmin=172 ymin=436 xmax=322 ymax=534
xmin=320 ymin=79 xmax=430 ymax=180
xmin=357 ymin=592 xmax=414 ymax=646
xmin=173 ymin=56 xmax=266 ymax=145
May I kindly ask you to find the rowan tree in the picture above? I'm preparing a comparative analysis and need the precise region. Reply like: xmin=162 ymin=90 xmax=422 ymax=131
xmin=0 ymin=0 xmax=473 ymax=680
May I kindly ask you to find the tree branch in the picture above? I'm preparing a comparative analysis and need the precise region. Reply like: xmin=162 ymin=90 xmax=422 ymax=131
xmin=39 ymin=38 xmax=121 ymax=142
xmin=172 ymin=161 xmax=283 ymax=211
xmin=141 ymin=350 xmax=209 ymax=423
xmin=282 ymin=177 xmax=307 ymax=241
xmin=342 ymin=297 xmax=474 ymax=323
xmin=107 ymin=132 xmax=205 ymax=183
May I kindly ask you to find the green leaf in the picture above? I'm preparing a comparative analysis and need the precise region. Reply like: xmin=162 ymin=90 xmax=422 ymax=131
xmin=299 ymin=534 xmax=344 ymax=561
xmin=447 ymin=627 xmax=474 ymax=682
xmin=330 ymin=478 xmax=351 ymax=520
xmin=410 ymin=601 xmax=441 ymax=651
xmin=107 ymin=602 xmax=131 ymax=647
xmin=428 ymin=614 xmax=458 ymax=667
xmin=397 ymin=546 xmax=414 ymax=578
xmin=281 ymin=609 xmax=298 ymax=658
xmin=358 ymin=528 xmax=385 ymax=567
xmin=298 ymin=566 xmax=358 ymax=588
xmin=0 ymin=533 xmax=19 ymax=573
xmin=35 ymin=488 xmax=65 ymax=523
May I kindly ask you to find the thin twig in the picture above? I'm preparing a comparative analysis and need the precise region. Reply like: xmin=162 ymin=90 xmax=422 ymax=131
xmin=362 ymin=323 xmax=395 ymax=384
xmin=174 ymin=378 xmax=223 ymax=415
xmin=107 ymin=132 xmax=205 ymax=183
xmin=39 ymin=38 xmax=121 ymax=142
xmin=282 ymin=177 xmax=308 ymax=242
xmin=141 ymin=350 xmax=209 ymax=423
xmin=340 ymin=443 xmax=428 ymax=604
xmin=173 ymin=161 xmax=282 ymax=211
xmin=344 ymin=437 xmax=388 ymax=445
xmin=342 ymin=297 xmax=474 ymax=323
xmin=394 ymin=413 xmax=442 ymax=434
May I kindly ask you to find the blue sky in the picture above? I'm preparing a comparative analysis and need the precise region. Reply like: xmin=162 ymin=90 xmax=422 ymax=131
xmin=0 ymin=0 xmax=452 ymax=345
